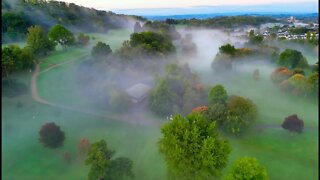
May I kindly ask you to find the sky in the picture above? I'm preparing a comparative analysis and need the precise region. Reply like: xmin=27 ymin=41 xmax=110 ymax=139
xmin=60 ymin=0 xmax=318 ymax=15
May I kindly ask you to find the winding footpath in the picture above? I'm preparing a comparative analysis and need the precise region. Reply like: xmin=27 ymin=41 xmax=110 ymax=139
xmin=30 ymin=54 xmax=317 ymax=130
xmin=31 ymin=58 xmax=159 ymax=126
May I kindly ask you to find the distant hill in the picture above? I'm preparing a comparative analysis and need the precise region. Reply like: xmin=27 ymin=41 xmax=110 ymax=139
xmin=145 ymin=13 xmax=319 ymax=21
xmin=2 ymin=0 xmax=146 ymax=42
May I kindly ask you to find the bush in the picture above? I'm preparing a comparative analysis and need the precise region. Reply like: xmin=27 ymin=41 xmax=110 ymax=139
xmin=219 ymin=44 xmax=236 ymax=56
xmin=281 ymin=114 xmax=304 ymax=134
xmin=91 ymin=41 xmax=112 ymax=57
xmin=39 ymin=122 xmax=65 ymax=148
xmin=208 ymin=84 xmax=228 ymax=106
xmin=225 ymin=157 xmax=269 ymax=180
xmin=270 ymin=67 xmax=294 ymax=83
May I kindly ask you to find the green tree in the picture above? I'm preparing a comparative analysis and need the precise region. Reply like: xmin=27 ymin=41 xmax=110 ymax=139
xmin=149 ymin=78 xmax=175 ymax=116
xmin=129 ymin=31 xmax=175 ymax=55
xmin=85 ymin=140 xmax=134 ymax=180
xmin=223 ymin=95 xmax=258 ymax=135
xmin=225 ymin=157 xmax=269 ymax=180
xmin=91 ymin=41 xmax=112 ymax=57
xmin=305 ymin=72 xmax=319 ymax=96
xmin=208 ymin=84 xmax=228 ymax=106
xmin=249 ymin=34 xmax=264 ymax=44
xmin=2 ymin=46 xmax=19 ymax=78
xmin=219 ymin=44 xmax=236 ymax=56
xmin=2 ymin=45 xmax=34 ymax=78
xmin=48 ymin=24 xmax=75 ymax=48
xmin=159 ymin=113 xmax=231 ymax=179
xmin=26 ymin=25 xmax=55 ymax=56
xmin=277 ymin=49 xmax=308 ymax=69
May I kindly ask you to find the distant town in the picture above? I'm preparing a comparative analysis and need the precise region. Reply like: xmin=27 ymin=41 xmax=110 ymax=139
xmin=260 ymin=16 xmax=319 ymax=40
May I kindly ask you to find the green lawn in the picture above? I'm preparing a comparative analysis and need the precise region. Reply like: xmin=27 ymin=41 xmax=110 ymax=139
xmin=2 ymin=29 xmax=318 ymax=180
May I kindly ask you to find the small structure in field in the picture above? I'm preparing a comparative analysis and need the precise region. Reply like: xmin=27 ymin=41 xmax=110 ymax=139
xmin=125 ymin=83 xmax=152 ymax=103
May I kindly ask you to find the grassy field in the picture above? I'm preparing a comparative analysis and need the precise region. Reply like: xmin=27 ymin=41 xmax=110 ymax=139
xmin=2 ymin=28 xmax=318 ymax=180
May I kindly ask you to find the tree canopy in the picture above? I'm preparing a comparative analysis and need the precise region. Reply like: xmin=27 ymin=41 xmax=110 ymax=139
xmin=281 ymin=114 xmax=304 ymax=134
xmin=39 ymin=122 xmax=65 ymax=148
xmin=85 ymin=140 xmax=134 ymax=180
xmin=159 ymin=113 xmax=231 ymax=179
xmin=219 ymin=44 xmax=236 ymax=56
xmin=208 ymin=84 xmax=228 ymax=106
xmin=91 ymin=41 xmax=112 ymax=57
xmin=225 ymin=157 xmax=269 ymax=180
xmin=223 ymin=95 xmax=258 ymax=135
xmin=48 ymin=24 xmax=75 ymax=48
xmin=2 ymin=45 xmax=34 ymax=78
xmin=277 ymin=49 xmax=309 ymax=69
xmin=26 ymin=25 xmax=55 ymax=56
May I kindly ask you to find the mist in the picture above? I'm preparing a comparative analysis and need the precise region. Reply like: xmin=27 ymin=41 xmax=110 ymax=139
xmin=2 ymin=10 xmax=318 ymax=179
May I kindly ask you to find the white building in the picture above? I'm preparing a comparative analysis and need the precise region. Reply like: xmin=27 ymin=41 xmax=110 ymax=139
xmin=125 ymin=83 xmax=152 ymax=103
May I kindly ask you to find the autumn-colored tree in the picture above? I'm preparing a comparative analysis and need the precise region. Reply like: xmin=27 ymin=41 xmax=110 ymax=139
xmin=279 ymin=80 xmax=292 ymax=92
xmin=77 ymin=138 xmax=91 ymax=156
xmin=39 ymin=122 xmax=65 ymax=148
xmin=270 ymin=67 xmax=294 ymax=83
xmin=192 ymin=106 xmax=209 ymax=113
xmin=281 ymin=114 xmax=304 ymax=134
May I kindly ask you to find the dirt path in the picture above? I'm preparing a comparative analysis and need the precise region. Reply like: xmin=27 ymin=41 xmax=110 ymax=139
xmin=31 ymin=58 xmax=160 ymax=126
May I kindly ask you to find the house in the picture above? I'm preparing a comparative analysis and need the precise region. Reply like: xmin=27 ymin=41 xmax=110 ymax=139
xmin=287 ymin=16 xmax=296 ymax=23
xmin=125 ymin=83 xmax=152 ymax=103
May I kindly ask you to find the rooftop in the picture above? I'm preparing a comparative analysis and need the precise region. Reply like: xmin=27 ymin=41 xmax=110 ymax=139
xmin=126 ymin=83 xmax=152 ymax=103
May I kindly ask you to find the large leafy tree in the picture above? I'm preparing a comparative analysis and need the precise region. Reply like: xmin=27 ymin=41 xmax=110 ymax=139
xmin=48 ymin=24 xmax=75 ymax=48
xmin=223 ymin=95 xmax=258 ymax=135
xmin=26 ymin=25 xmax=55 ymax=56
xmin=159 ymin=113 xmax=231 ymax=179
xmin=85 ymin=140 xmax=134 ymax=180
xmin=2 ymin=45 xmax=34 ymax=78
xmin=129 ymin=31 xmax=175 ymax=55
xmin=91 ymin=41 xmax=112 ymax=57
xmin=208 ymin=84 xmax=228 ymax=106
xmin=277 ymin=49 xmax=309 ymax=69
xmin=39 ymin=122 xmax=65 ymax=148
xmin=149 ymin=78 xmax=175 ymax=116
xmin=225 ymin=157 xmax=269 ymax=180
xmin=2 ymin=46 xmax=19 ymax=78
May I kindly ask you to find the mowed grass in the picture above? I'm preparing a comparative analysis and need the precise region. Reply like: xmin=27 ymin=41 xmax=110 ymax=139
xmin=2 ymin=29 xmax=318 ymax=180
xmin=2 ymin=30 xmax=167 ymax=180
xmin=190 ymin=59 xmax=318 ymax=179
